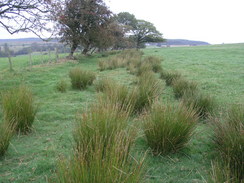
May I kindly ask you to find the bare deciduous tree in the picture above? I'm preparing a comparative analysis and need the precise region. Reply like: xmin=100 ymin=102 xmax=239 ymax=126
xmin=0 ymin=0 xmax=53 ymax=38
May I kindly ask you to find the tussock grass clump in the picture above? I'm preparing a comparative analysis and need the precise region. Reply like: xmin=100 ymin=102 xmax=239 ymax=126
xmin=2 ymin=85 xmax=37 ymax=133
xmin=212 ymin=105 xmax=244 ymax=181
xmin=94 ymin=77 xmax=115 ymax=92
xmin=61 ymin=98 xmax=145 ymax=182
xmin=160 ymin=70 xmax=181 ymax=86
xmin=69 ymin=67 xmax=96 ymax=90
xmin=57 ymin=132 xmax=145 ymax=183
xmin=73 ymin=98 xmax=130 ymax=152
xmin=172 ymin=78 xmax=198 ymax=99
xmin=134 ymin=72 xmax=163 ymax=113
xmin=102 ymin=83 xmax=137 ymax=114
xmin=136 ymin=62 xmax=153 ymax=76
xmin=0 ymin=122 xmax=14 ymax=157
xmin=210 ymin=161 xmax=240 ymax=183
xmin=56 ymin=79 xmax=68 ymax=93
xmin=143 ymin=103 xmax=198 ymax=155
xmin=98 ymin=60 xmax=109 ymax=71
xmin=182 ymin=93 xmax=216 ymax=118
xmin=143 ymin=56 xmax=162 ymax=73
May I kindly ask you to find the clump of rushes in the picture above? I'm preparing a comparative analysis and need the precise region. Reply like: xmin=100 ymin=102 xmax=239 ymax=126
xmin=182 ymin=93 xmax=216 ymax=118
xmin=143 ymin=102 xmax=198 ymax=155
xmin=59 ymin=98 xmax=145 ymax=182
xmin=69 ymin=67 xmax=96 ymax=90
xmin=160 ymin=70 xmax=181 ymax=86
xmin=98 ymin=60 xmax=109 ymax=71
xmin=209 ymin=161 xmax=240 ymax=183
xmin=102 ymin=82 xmax=138 ymax=115
xmin=0 ymin=122 xmax=14 ymax=157
xmin=212 ymin=105 xmax=244 ymax=181
xmin=94 ymin=77 xmax=116 ymax=92
xmin=56 ymin=79 xmax=68 ymax=93
xmin=134 ymin=71 xmax=163 ymax=113
xmin=172 ymin=78 xmax=198 ymax=99
xmin=2 ymin=85 xmax=37 ymax=133
xmin=143 ymin=56 xmax=162 ymax=73
xmin=136 ymin=62 xmax=153 ymax=76
xmin=57 ymin=131 xmax=145 ymax=183
xmin=73 ymin=97 xmax=130 ymax=152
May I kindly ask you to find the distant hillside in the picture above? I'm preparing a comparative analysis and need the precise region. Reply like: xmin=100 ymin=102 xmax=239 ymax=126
xmin=147 ymin=39 xmax=210 ymax=47
xmin=0 ymin=38 xmax=57 ymax=44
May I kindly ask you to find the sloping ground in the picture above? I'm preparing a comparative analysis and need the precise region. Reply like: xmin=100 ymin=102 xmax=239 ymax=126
xmin=0 ymin=44 xmax=243 ymax=182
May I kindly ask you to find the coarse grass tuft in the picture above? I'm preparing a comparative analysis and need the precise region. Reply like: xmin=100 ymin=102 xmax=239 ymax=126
xmin=172 ymin=78 xmax=198 ymax=99
xmin=101 ymin=82 xmax=137 ymax=115
xmin=160 ymin=70 xmax=181 ymax=86
xmin=133 ymin=71 xmax=163 ymax=113
xmin=143 ymin=56 xmax=162 ymax=73
xmin=0 ymin=122 xmax=14 ymax=157
xmin=69 ymin=67 xmax=96 ymax=90
xmin=182 ymin=93 xmax=216 ymax=118
xmin=61 ymin=97 xmax=145 ymax=183
xmin=56 ymin=79 xmax=68 ymax=93
xmin=143 ymin=102 xmax=198 ymax=155
xmin=209 ymin=161 xmax=240 ymax=183
xmin=212 ymin=105 xmax=244 ymax=181
xmin=94 ymin=77 xmax=115 ymax=93
xmin=2 ymin=85 xmax=37 ymax=134
xmin=56 ymin=132 xmax=145 ymax=183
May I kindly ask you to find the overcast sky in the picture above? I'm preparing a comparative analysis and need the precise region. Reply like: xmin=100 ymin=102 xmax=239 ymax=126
xmin=1 ymin=0 xmax=244 ymax=44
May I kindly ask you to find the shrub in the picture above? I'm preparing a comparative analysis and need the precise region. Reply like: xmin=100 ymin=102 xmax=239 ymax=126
xmin=182 ymin=93 xmax=216 ymax=118
xmin=69 ymin=67 xmax=96 ymax=90
xmin=143 ymin=56 xmax=162 ymax=73
xmin=160 ymin=71 xmax=181 ymax=86
xmin=56 ymin=79 xmax=68 ymax=93
xmin=2 ymin=85 xmax=37 ymax=133
xmin=172 ymin=78 xmax=198 ymax=99
xmin=212 ymin=106 xmax=244 ymax=181
xmin=143 ymin=103 xmax=198 ymax=155
xmin=134 ymin=72 xmax=163 ymax=113
xmin=0 ymin=122 xmax=14 ymax=157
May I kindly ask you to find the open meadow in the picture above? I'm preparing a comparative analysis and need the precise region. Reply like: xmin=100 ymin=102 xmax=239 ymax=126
xmin=0 ymin=44 xmax=243 ymax=182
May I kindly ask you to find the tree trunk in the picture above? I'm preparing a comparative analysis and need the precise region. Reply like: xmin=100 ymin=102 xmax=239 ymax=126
xmin=55 ymin=47 xmax=59 ymax=63
xmin=68 ymin=43 xmax=77 ymax=59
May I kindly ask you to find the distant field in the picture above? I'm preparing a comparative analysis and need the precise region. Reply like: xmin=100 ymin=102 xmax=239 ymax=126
xmin=144 ymin=44 xmax=244 ymax=105
xmin=0 ymin=44 xmax=243 ymax=182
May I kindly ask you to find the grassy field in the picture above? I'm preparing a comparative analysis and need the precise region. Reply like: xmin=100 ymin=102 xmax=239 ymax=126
xmin=0 ymin=44 xmax=243 ymax=182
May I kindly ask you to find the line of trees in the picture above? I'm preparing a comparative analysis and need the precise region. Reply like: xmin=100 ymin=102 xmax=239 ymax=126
xmin=0 ymin=0 xmax=165 ymax=58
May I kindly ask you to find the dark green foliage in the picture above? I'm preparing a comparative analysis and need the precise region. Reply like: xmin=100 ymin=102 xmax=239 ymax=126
xmin=0 ymin=122 xmax=14 ymax=157
xmin=160 ymin=70 xmax=181 ymax=86
xmin=143 ymin=103 xmax=198 ymax=155
xmin=182 ymin=93 xmax=216 ymax=118
xmin=212 ymin=105 xmax=244 ymax=181
xmin=172 ymin=78 xmax=198 ymax=99
xmin=2 ymin=85 xmax=37 ymax=133
xmin=56 ymin=79 xmax=68 ymax=93
xmin=69 ymin=67 xmax=96 ymax=90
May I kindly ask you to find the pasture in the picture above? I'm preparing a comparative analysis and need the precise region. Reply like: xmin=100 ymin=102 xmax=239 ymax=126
xmin=0 ymin=44 xmax=243 ymax=182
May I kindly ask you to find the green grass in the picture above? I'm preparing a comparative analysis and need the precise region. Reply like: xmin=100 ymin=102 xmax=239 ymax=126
xmin=0 ymin=44 xmax=243 ymax=182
